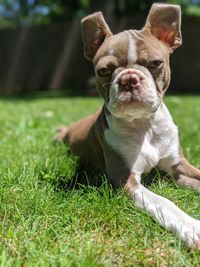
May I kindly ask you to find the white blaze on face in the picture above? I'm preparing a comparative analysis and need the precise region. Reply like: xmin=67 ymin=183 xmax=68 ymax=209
xmin=127 ymin=31 xmax=138 ymax=66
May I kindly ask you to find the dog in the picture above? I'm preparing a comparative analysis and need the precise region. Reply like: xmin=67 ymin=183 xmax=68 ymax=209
xmin=56 ymin=4 xmax=200 ymax=248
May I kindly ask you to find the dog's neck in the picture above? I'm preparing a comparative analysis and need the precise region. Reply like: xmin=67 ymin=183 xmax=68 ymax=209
xmin=104 ymin=101 xmax=171 ymax=134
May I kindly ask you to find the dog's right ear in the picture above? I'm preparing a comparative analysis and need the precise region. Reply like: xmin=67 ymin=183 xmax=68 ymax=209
xmin=81 ymin=12 xmax=112 ymax=61
xmin=143 ymin=4 xmax=182 ymax=52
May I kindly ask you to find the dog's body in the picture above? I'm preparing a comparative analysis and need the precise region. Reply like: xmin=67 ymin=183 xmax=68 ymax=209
xmin=56 ymin=4 xmax=200 ymax=248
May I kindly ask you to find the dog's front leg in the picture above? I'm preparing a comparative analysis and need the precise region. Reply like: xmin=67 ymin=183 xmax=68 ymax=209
xmin=125 ymin=175 xmax=200 ymax=248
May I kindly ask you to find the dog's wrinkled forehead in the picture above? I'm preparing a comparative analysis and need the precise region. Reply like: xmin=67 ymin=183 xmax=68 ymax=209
xmin=94 ymin=31 xmax=135 ymax=66
xmin=94 ymin=30 xmax=169 ymax=67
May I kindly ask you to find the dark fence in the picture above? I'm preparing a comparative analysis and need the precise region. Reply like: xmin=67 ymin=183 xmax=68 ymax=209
xmin=0 ymin=14 xmax=200 ymax=95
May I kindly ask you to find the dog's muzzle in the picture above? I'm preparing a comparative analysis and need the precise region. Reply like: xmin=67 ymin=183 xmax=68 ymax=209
xmin=107 ymin=68 xmax=160 ymax=120
xmin=116 ymin=69 xmax=145 ymax=102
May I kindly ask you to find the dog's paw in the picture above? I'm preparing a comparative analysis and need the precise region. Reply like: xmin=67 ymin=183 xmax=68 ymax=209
xmin=54 ymin=126 xmax=69 ymax=142
xmin=181 ymin=219 xmax=200 ymax=249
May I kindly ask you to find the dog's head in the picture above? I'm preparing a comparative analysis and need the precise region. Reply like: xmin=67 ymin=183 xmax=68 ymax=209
xmin=81 ymin=4 xmax=182 ymax=120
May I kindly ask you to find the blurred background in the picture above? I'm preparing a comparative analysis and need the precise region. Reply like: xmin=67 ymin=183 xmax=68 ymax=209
xmin=0 ymin=0 xmax=200 ymax=96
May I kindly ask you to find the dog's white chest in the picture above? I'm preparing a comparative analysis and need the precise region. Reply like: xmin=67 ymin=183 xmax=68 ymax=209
xmin=137 ymin=135 xmax=160 ymax=173
xmin=105 ymin=103 xmax=180 ymax=176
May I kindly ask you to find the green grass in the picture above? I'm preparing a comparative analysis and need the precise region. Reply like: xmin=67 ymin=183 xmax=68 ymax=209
xmin=0 ymin=95 xmax=200 ymax=266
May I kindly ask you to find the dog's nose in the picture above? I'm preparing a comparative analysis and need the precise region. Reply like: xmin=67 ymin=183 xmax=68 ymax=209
xmin=120 ymin=73 xmax=140 ymax=91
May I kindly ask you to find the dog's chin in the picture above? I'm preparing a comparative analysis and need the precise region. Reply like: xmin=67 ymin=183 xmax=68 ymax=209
xmin=107 ymin=97 xmax=159 ymax=121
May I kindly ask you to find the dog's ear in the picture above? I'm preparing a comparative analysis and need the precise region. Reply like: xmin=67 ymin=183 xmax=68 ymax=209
xmin=143 ymin=4 xmax=182 ymax=52
xmin=81 ymin=12 xmax=112 ymax=61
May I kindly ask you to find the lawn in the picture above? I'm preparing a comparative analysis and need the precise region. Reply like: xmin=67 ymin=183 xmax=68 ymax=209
xmin=0 ymin=94 xmax=200 ymax=266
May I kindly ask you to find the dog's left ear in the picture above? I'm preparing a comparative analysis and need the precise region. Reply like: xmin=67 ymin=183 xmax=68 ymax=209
xmin=143 ymin=3 xmax=182 ymax=52
xmin=81 ymin=12 xmax=112 ymax=61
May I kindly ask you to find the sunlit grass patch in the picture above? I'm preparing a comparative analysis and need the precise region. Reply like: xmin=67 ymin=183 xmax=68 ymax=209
xmin=0 ymin=95 xmax=200 ymax=266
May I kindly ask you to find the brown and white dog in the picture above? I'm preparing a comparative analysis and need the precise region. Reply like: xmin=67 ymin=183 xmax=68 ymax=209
xmin=56 ymin=4 xmax=200 ymax=248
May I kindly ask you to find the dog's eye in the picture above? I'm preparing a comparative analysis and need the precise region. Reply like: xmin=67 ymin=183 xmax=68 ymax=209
xmin=97 ymin=67 xmax=111 ymax=77
xmin=148 ymin=60 xmax=163 ymax=69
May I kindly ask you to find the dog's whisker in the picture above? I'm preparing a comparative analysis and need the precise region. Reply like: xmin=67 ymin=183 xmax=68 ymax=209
xmin=102 ymin=82 xmax=112 ymax=89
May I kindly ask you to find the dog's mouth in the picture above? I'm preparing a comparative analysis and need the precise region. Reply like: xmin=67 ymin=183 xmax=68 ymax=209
xmin=117 ymin=84 xmax=155 ymax=105
xmin=107 ymin=68 xmax=160 ymax=119
xmin=112 ymin=77 xmax=157 ymax=106
xmin=116 ymin=69 xmax=157 ymax=104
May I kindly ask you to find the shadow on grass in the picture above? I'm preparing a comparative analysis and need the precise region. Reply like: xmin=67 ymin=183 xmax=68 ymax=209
xmin=47 ymin=148 xmax=172 ymax=194
xmin=52 ymin=162 xmax=110 ymax=192
xmin=38 ymin=145 xmax=111 ymax=192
